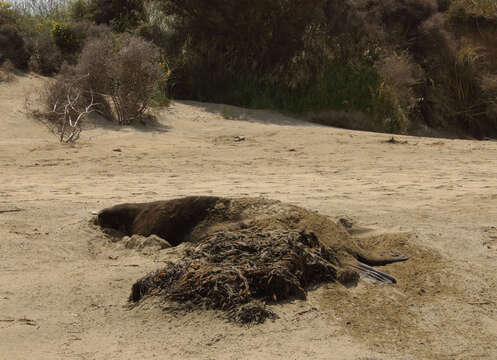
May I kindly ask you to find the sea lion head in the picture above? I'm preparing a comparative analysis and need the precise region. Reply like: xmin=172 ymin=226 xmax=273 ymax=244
xmin=97 ymin=203 xmax=144 ymax=235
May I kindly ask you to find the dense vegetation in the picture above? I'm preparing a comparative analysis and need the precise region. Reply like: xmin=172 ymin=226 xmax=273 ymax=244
xmin=1 ymin=0 xmax=497 ymax=138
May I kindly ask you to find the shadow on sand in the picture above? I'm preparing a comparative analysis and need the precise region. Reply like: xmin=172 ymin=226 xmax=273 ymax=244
xmin=177 ymin=100 xmax=318 ymax=128
xmin=84 ymin=112 xmax=170 ymax=134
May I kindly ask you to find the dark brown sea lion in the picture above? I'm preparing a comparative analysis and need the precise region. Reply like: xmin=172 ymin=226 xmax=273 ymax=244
xmin=98 ymin=196 xmax=220 ymax=246
xmin=97 ymin=196 xmax=408 ymax=282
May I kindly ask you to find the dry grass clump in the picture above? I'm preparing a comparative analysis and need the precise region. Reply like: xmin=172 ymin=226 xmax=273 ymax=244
xmin=440 ymin=47 xmax=493 ymax=135
xmin=130 ymin=228 xmax=341 ymax=324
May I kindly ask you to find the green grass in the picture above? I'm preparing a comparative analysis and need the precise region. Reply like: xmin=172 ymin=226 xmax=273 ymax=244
xmin=191 ymin=63 xmax=383 ymax=112
xmin=150 ymin=90 xmax=171 ymax=107
xmin=186 ymin=61 xmax=407 ymax=132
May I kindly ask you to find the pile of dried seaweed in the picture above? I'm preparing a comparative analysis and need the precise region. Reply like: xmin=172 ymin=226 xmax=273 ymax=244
xmin=130 ymin=227 xmax=341 ymax=324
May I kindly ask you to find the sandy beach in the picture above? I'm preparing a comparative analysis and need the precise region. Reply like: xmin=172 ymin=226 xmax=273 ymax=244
xmin=1 ymin=74 xmax=496 ymax=359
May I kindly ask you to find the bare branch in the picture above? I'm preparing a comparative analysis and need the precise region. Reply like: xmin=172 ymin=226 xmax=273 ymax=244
xmin=41 ymin=73 xmax=97 ymax=143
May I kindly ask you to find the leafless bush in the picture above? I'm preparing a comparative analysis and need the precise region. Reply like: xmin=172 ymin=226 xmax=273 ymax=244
xmin=109 ymin=34 xmax=161 ymax=124
xmin=40 ymin=74 xmax=98 ymax=143
xmin=77 ymin=35 xmax=114 ymax=91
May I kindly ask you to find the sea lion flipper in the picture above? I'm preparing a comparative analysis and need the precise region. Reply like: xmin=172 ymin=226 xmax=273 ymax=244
xmin=350 ymin=262 xmax=397 ymax=284
xmin=355 ymin=252 xmax=409 ymax=266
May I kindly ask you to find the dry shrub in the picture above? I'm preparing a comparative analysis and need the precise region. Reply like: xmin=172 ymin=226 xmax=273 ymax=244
xmin=109 ymin=34 xmax=161 ymax=124
xmin=76 ymin=34 xmax=161 ymax=124
xmin=70 ymin=0 xmax=93 ymax=21
xmin=424 ymin=45 xmax=494 ymax=136
xmin=70 ymin=20 xmax=112 ymax=43
xmin=351 ymin=0 xmax=438 ymax=47
xmin=449 ymin=0 xmax=497 ymax=27
xmin=136 ymin=0 xmax=177 ymax=49
xmin=77 ymin=35 xmax=114 ymax=91
xmin=438 ymin=0 xmax=452 ymax=11
xmin=447 ymin=47 xmax=496 ymax=136
xmin=0 ymin=24 xmax=30 ymax=69
xmin=163 ymin=0 xmax=327 ymax=74
xmin=158 ymin=0 xmax=496 ymax=137
xmin=418 ymin=13 xmax=457 ymax=55
xmin=372 ymin=83 xmax=411 ymax=133
xmin=88 ymin=0 xmax=145 ymax=31
xmin=414 ymin=14 xmax=497 ymax=137
xmin=376 ymin=51 xmax=423 ymax=113
xmin=51 ymin=22 xmax=83 ymax=56
xmin=481 ymin=74 xmax=497 ymax=95
xmin=37 ymin=74 xmax=98 ymax=143
xmin=160 ymin=0 xmax=421 ymax=134
xmin=163 ymin=0 xmax=359 ymax=99
xmin=0 ymin=0 xmax=29 ymax=70
xmin=25 ymin=31 xmax=63 ymax=75
xmin=75 ymin=35 xmax=114 ymax=118
xmin=379 ymin=0 xmax=438 ymax=28
xmin=481 ymin=74 xmax=497 ymax=117
xmin=0 ymin=59 xmax=15 ymax=82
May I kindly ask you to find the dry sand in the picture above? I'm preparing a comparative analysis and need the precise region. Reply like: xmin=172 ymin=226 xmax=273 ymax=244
xmin=1 ymin=74 xmax=496 ymax=359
